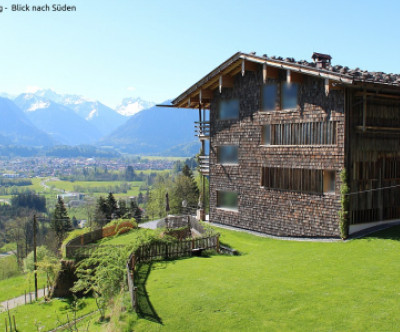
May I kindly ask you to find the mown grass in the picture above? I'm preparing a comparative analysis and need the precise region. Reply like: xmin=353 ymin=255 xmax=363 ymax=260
xmin=0 ymin=269 xmax=47 ymax=303
xmin=129 ymin=226 xmax=400 ymax=331
xmin=0 ymin=297 xmax=97 ymax=331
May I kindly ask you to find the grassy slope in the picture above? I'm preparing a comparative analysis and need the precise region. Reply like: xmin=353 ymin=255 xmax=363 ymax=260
xmin=132 ymin=226 xmax=400 ymax=331
xmin=0 ymin=271 xmax=47 ymax=303
xmin=0 ymin=297 xmax=97 ymax=331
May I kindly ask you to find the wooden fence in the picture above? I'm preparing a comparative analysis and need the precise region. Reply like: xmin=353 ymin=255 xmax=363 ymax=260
xmin=126 ymin=233 xmax=220 ymax=311
xmin=65 ymin=221 xmax=135 ymax=259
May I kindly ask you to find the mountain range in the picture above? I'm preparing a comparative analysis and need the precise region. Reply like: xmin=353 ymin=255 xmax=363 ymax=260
xmin=0 ymin=90 xmax=199 ymax=156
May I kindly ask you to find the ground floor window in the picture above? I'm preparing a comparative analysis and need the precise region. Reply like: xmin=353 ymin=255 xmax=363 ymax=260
xmin=261 ymin=167 xmax=335 ymax=195
xmin=217 ymin=191 xmax=238 ymax=211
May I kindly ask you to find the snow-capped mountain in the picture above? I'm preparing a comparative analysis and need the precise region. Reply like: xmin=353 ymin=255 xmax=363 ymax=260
xmin=29 ymin=89 xmax=127 ymax=135
xmin=115 ymin=97 xmax=155 ymax=117
xmin=0 ymin=97 xmax=55 ymax=146
xmin=14 ymin=94 xmax=102 ymax=145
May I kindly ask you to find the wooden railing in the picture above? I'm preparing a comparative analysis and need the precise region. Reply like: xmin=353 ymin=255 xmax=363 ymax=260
xmin=65 ymin=221 xmax=135 ymax=259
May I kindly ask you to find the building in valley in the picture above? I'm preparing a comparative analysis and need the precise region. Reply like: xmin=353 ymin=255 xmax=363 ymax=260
xmin=170 ymin=52 xmax=400 ymax=238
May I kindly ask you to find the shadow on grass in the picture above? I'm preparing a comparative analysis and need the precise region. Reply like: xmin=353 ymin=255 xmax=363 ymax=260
xmin=364 ymin=225 xmax=400 ymax=241
xmin=135 ymin=262 xmax=163 ymax=325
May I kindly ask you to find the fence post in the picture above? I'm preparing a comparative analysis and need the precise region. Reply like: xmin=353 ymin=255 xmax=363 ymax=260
xmin=13 ymin=316 xmax=16 ymax=332
xmin=217 ymin=234 xmax=220 ymax=253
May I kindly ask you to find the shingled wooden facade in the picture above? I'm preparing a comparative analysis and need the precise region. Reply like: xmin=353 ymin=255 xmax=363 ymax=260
xmin=172 ymin=52 xmax=400 ymax=237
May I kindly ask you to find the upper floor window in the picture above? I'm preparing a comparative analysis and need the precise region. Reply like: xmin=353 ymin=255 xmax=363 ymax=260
xmin=261 ymin=121 xmax=337 ymax=146
xmin=261 ymin=84 xmax=277 ymax=111
xmin=217 ymin=145 xmax=239 ymax=165
xmin=218 ymin=99 xmax=239 ymax=120
xmin=217 ymin=190 xmax=238 ymax=211
xmin=281 ymin=83 xmax=298 ymax=109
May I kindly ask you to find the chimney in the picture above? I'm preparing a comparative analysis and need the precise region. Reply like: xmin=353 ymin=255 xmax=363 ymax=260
xmin=312 ymin=52 xmax=332 ymax=69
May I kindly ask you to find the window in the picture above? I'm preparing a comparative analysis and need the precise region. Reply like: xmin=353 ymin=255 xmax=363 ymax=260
xmin=218 ymin=99 xmax=239 ymax=120
xmin=262 ymin=124 xmax=271 ymax=145
xmin=261 ymin=122 xmax=336 ymax=146
xmin=261 ymin=84 xmax=277 ymax=111
xmin=323 ymin=170 xmax=336 ymax=194
xmin=217 ymin=145 xmax=238 ymax=165
xmin=217 ymin=191 xmax=238 ymax=210
xmin=281 ymin=83 xmax=298 ymax=109
xmin=262 ymin=167 xmax=336 ymax=195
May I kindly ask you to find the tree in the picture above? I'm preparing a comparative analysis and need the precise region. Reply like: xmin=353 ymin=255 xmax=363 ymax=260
xmin=94 ymin=193 xmax=119 ymax=227
xmin=11 ymin=192 xmax=46 ymax=213
xmin=106 ymin=192 xmax=118 ymax=219
xmin=129 ymin=200 xmax=142 ymax=222
xmin=170 ymin=174 xmax=199 ymax=214
xmin=137 ymin=192 xmax=144 ymax=205
xmin=94 ymin=196 xmax=108 ymax=227
xmin=146 ymin=174 xmax=172 ymax=218
xmin=125 ymin=166 xmax=136 ymax=181
xmin=51 ymin=196 xmax=71 ymax=249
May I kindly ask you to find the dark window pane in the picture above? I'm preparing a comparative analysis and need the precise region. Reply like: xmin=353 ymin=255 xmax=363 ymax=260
xmin=218 ymin=99 xmax=239 ymax=120
xmin=262 ymin=125 xmax=271 ymax=145
xmin=217 ymin=191 xmax=238 ymax=210
xmin=261 ymin=84 xmax=277 ymax=111
xmin=218 ymin=146 xmax=238 ymax=164
xmin=282 ymin=83 xmax=298 ymax=109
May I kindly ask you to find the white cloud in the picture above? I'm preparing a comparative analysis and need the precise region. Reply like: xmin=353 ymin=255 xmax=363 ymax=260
xmin=127 ymin=86 xmax=136 ymax=92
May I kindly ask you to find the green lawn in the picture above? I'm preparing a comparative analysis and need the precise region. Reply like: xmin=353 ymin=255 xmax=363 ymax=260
xmin=130 ymin=226 xmax=400 ymax=331
xmin=0 ymin=297 xmax=97 ymax=331
xmin=0 ymin=271 xmax=47 ymax=303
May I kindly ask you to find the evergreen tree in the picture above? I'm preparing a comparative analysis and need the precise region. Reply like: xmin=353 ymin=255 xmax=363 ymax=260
xmin=94 ymin=196 xmax=108 ymax=227
xmin=137 ymin=192 xmax=144 ymax=205
xmin=129 ymin=200 xmax=142 ymax=222
xmin=51 ymin=196 xmax=71 ymax=248
xmin=106 ymin=192 xmax=118 ymax=219
xmin=125 ymin=166 xmax=136 ymax=181
xmin=118 ymin=199 xmax=128 ymax=218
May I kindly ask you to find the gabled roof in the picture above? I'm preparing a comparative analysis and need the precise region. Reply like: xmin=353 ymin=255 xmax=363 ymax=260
xmin=172 ymin=52 xmax=400 ymax=109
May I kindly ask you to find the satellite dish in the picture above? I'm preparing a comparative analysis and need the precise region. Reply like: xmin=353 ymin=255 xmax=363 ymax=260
xmin=182 ymin=199 xmax=188 ymax=208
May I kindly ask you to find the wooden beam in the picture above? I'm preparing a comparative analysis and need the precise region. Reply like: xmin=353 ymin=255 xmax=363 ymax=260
xmin=286 ymin=70 xmax=291 ymax=83
xmin=325 ymin=78 xmax=330 ymax=96
xmin=219 ymin=75 xmax=234 ymax=93
xmin=354 ymin=91 xmax=400 ymax=100
xmin=263 ymin=63 xmax=267 ymax=84
xmin=362 ymin=90 xmax=367 ymax=132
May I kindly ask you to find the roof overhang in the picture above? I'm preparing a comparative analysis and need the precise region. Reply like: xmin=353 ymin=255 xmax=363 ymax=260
xmin=171 ymin=52 xmax=354 ymax=109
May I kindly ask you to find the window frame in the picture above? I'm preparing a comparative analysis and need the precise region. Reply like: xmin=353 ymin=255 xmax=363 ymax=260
xmin=217 ymin=98 xmax=240 ymax=121
xmin=281 ymin=82 xmax=299 ymax=110
xmin=216 ymin=190 xmax=239 ymax=211
xmin=217 ymin=145 xmax=239 ymax=165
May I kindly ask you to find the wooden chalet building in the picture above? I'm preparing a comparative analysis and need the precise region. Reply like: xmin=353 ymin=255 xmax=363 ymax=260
xmin=171 ymin=52 xmax=400 ymax=238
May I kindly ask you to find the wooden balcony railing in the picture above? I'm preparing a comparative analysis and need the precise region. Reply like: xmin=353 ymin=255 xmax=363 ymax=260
xmin=195 ymin=121 xmax=210 ymax=139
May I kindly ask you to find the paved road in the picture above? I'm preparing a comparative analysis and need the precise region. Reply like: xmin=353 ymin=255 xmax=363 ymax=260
xmin=0 ymin=288 xmax=49 ymax=312
xmin=0 ymin=251 xmax=15 ymax=259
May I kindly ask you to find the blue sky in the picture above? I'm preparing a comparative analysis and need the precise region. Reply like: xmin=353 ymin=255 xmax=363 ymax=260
xmin=0 ymin=0 xmax=399 ymax=108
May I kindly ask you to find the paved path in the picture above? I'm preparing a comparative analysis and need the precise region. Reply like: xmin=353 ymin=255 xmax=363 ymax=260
xmin=211 ymin=222 xmax=341 ymax=242
xmin=0 ymin=288 xmax=49 ymax=312
xmin=139 ymin=219 xmax=163 ymax=229
xmin=0 ymin=251 xmax=15 ymax=259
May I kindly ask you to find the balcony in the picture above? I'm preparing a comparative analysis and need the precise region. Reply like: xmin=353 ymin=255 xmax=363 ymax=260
xmin=198 ymin=155 xmax=209 ymax=175
xmin=195 ymin=121 xmax=210 ymax=140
